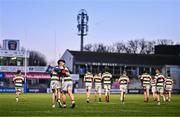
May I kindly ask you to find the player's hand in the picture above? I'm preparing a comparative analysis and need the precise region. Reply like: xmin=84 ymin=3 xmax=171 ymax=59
xmin=61 ymin=69 xmax=66 ymax=74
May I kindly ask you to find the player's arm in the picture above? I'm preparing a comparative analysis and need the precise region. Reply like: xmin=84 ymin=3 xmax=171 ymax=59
xmin=118 ymin=77 xmax=121 ymax=83
xmin=83 ymin=75 xmax=86 ymax=82
xmin=12 ymin=75 xmax=16 ymax=82
xmin=140 ymin=75 xmax=143 ymax=81
xmin=110 ymin=74 xmax=113 ymax=85
xmin=91 ymin=75 xmax=93 ymax=83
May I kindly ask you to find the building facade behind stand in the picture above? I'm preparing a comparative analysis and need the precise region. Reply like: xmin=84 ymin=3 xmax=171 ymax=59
xmin=0 ymin=39 xmax=49 ymax=93
xmin=61 ymin=46 xmax=180 ymax=92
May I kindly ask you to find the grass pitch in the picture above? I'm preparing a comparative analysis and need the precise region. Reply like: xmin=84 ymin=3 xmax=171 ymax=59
xmin=0 ymin=93 xmax=180 ymax=116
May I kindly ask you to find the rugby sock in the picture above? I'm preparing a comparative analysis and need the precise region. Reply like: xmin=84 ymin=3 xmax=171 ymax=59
xmin=16 ymin=97 xmax=18 ymax=102
xmin=71 ymin=100 xmax=75 ymax=108
xmin=99 ymin=98 xmax=101 ymax=102
xmin=57 ymin=99 xmax=62 ymax=107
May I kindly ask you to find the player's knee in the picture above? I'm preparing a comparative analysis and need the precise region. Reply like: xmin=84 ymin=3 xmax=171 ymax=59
xmin=52 ymin=89 xmax=56 ymax=93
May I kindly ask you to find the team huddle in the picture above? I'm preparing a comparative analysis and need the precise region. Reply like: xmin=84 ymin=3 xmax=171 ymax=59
xmin=47 ymin=59 xmax=75 ymax=108
xmin=12 ymin=59 xmax=174 ymax=108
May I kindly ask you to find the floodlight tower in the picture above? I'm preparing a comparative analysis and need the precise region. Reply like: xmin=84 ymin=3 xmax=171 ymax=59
xmin=77 ymin=9 xmax=89 ymax=51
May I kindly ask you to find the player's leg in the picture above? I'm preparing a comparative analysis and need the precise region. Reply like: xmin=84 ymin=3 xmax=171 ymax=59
xmin=67 ymin=83 xmax=75 ymax=108
xmin=62 ymin=93 xmax=67 ymax=108
xmin=152 ymin=87 xmax=157 ymax=101
xmin=146 ymin=87 xmax=150 ymax=102
xmin=107 ymin=85 xmax=111 ymax=102
xmin=15 ymin=88 xmax=21 ymax=102
xmin=98 ymin=86 xmax=102 ymax=102
xmin=86 ymin=85 xmax=91 ymax=103
xmin=160 ymin=88 xmax=165 ymax=102
xmin=16 ymin=91 xmax=19 ymax=102
xmin=57 ymin=89 xmax=63 ymax=108
xmin=144 ymin=88 xmax=147 ymax=102
xmin=94 ymin=85 xmax=97 ymax=102
xmin=52 ymin=89 xmax=56 ymax=108
xmin=61 ymin=82 xmax=67 ymax=108
xmin=120 ymin=88 xmax=125 ymax=104
xmin=157 ymin=91 xmax=160 ymax=105
xmin=120 ymin=86 xmax=123 ymax=102
xmin=104 ymin=85 xmax=108 ymax=102
xmin=107 ymin=89 xmax=110 ymax=102
xmin=168 ymin=90 xmax=172 ymax=102
xmin=165 ymin=89 xmax=168 ymax=102
xmin=122 ymin=86 xmax=127 ymax=104
xmin=94 ymin=90 xmax=97 ymax=102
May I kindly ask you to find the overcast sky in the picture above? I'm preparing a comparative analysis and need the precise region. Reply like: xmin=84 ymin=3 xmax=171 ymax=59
xmin=1 ymin=0 xmax=180 ymax=62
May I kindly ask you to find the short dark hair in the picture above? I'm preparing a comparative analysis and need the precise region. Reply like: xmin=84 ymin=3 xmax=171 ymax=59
xmin=57 ymin=59 xmax=65 ymax=64
xmin=156 ymin=68 xmax=161 ymax=72
xmin=17 ymin=70 xmax=21 ymax=74
xmin=104 ymin=67 xmax=109 ymax=72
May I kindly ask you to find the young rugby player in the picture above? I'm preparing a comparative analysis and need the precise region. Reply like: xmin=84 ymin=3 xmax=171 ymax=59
xmin=151 ymin=76 xmax=157 ymax=101
xmin=165 ymin=73 xmax=173 ymax=102
xmin=102 ymin=68 xmax=112 ymax=103
xmin=155 ymin=68 xmax=166 ymax=105
xmin=94 ymin=72 xmax=102 ymax=102
xmin=140 ymin=69 xmax=151 ymax=102
xmin=119 ymin=70 xmax=129 ymax=104
xmin=13 ymin=70 xmax=24 ymax=102
xmin=49 ymin=67 xmax=62 ymax=108
xmin=84 ymin=71 xmax=93 ymax=103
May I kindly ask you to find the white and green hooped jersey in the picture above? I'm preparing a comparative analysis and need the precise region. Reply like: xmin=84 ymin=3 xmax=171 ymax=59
xmin=94 ymin=74 xmax=102 ymax=84
xmin=140 ymin=73 xmax=151 ymax=87
xmin=13 ymin=74 xmax=24 ymax=88
xmin=62 ymin=67 xmax=72 ymax=82
xmin=102 ymin=72 xmax=112 ymax=85
xmin=84 ymin=72 xmax=93 ymax=83
xmin=119 ymin=75 xmax=129 ymax=85
xmin=51 ymin=72 xmax=59 ymax=81
xmin=165 ymin=77 xmax=173 ymax=87
xmin=155 ymin=73 xmax=166 ymax=87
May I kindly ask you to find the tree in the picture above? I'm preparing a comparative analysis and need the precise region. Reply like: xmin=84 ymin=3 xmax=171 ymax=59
xmin=29 ymin=50 xmax=47 ymax=66
xmin=113 ymin=42 xmax=125 ymax=53
xmin=138 ymin=39 xmax=147 ymax=54
xmin=93 ymin=43 xmax=107 ymax=52
xmin=84 ymin=44 xmax=93 ymax=51
xmin=156 ymin=39 xmax=174 ymax=45
xmin=127 ymin=40 xmax=139 ymax=53
xmin=83 ymin=39 xmax=175 ymax=54
xmin=145 ymin=41 xmax=156 ymax=54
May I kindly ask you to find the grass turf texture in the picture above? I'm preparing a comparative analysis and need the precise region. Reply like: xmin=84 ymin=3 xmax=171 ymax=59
xmin=0 ymin=93 xmax=180 ymax=116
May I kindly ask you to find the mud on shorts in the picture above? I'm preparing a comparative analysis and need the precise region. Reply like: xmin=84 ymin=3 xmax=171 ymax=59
xmin=50 ymin=80 xmax=61 ymax=90
xmin=62 ymin=81 xmax=73 ymax=92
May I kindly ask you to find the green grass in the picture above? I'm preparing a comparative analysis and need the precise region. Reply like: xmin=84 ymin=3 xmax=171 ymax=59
xmin=0 ymin=93 xmax=180 ymax=116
